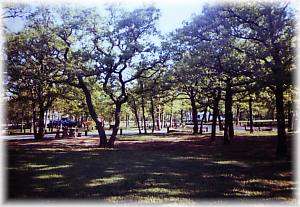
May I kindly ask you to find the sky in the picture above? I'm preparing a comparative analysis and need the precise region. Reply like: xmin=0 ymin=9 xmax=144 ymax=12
xmin=123 ymin=0 xmax=209 ymax=33
xmin=3 ymin=0 xmax=210 ymax=34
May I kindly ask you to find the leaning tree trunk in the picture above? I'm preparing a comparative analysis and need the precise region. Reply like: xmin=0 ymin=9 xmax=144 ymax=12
xmin=78 ymin=75 xmax=107 ymax=147
xmin=211 ymin=89 xmax=221 ymax=141
xmin=275 ymin=82 xmax=287 ymax=157
xmin=190 ymin=91 xmax=198 ymax=134
xmin=108 ymin=102 xmax=122 ymax=148
xmin=249 ymin=96 xmax=254 ymax=133
xmin=224 ymin=82 xmax=233 ymax=144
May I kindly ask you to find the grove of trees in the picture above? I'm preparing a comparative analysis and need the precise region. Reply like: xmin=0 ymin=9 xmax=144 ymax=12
xmin=4 ymin=2 xmax=295 ymax=157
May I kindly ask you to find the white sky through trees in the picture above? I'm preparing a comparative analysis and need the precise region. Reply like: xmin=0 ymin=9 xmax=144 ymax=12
xmin=3 ymin=0 xmax=209 ymax=34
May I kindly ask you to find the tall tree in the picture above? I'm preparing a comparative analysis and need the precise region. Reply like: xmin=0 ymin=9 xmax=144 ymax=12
xmin=89 ymin=6 xmax=166 ymax=147
xmin=6 ymin=19 xmax=63 ymax=139
xmin=217 ymin=3 xmax=295 ymax=155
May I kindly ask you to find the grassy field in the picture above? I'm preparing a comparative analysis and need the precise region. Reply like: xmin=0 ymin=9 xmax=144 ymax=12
xmin=6 ymin=131 xmax=295 ymax=203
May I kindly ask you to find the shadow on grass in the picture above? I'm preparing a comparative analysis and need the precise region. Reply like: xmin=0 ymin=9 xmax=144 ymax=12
xmin=6 ymin=134 xmax=295 ymax=202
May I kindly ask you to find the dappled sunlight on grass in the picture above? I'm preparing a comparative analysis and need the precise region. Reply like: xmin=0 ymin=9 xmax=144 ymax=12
xmin=135 ymin=187 xmax=189 ymax=196
xmin=26 ymin=164 xmax=48 ymax=168
xmin=36 ymin=148 xmax=67 ymax=152
xmin=34 ymin=174 xmax=64 ymax=179
xmin=34 ymin=187 xmax=46 ymax=192
xmin=234 ymin=131 xmax=277 ymax=137
xmin=6 ymin=133 xmax=294 ymax=202
xmin=86 ymin=175 xmax=125 ymax=187
xmin=170 ymin=156 xmax=211 ymax=161
xmin=213 ymin=160 xmax=250 ymax=168
xmin=229 ymin=188 xmax=268 ymax=197
xmin=277 ymin=172 xmax=292 ymax=177
xmin=105 ymin=195 xmax=194 ymax=203
xmin=38 ymin=165 xmax=72 ymax=171
xmin=219 ymin=173 xmax=244 ymax=179
xmin=240 ymin=179 xmax=294 ymax=188
xmin=150 ymin=172 xmax=184 ymax=177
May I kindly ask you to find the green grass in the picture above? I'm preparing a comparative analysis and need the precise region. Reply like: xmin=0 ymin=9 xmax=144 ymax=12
xmin=6 ymin=133 xmax=295 ymax=203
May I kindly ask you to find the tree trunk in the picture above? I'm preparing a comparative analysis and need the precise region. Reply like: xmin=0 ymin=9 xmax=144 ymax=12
xmin=150 ymin=97 xmax=155 ymax=133
xmin=249 ymin=96 xmax=254 ymax=133
xmin=180 ymin=109 xmax=184 ymax=125
xmin=211 ymin=89 xmax=221 ymax=141
xmin=108 ymin=102 xmax=122 ymax=148
xmin=125 ymin=114 xmax=128 ymax=128
xmin=190 ymin=91 xmax=198 ymax=134
xmin=208 ymin=112 xmax=211 ymax=122
xmin=224 ymin=82 xmax=233 ymax=144
xmin=141 ymin=95 xmax=147 ymax=134
xmin=218 ymin=114 xmax=223 ymax=130
xmin=21 ymin=109 xmax=24 ymax=133
xmin=132 ymin=99 xmax=141 ymax=134
xmin=35 ymin=104 xmax=45 ymax=140
xmin=156 ymin=104 xmax=161 ymax=131
xmin=51 ymin=110 xmax=54 ymax=132
xmin=160 ymin=107 xmax=164 ymax=129
xmin=199 ymin=106 xmax=207 ymax=135
xmin=275 ymin=83 xmax=287 ymax=157
xmin=287 ymin=101 xmax=293 ymax=132
xmin=32 ymin=106 xmax=37 ymax=136
xmin=169 ymin=102 xmax=173 ymax=127
xmin=44 ymin=109 xmax=48 ymax=133
xmin=78 ymin=75 xmax=107 ymax=147
xmin=235 ymin=105 xmax=240 ymax=126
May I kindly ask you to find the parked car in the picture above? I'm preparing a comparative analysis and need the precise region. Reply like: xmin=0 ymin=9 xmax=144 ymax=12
xmin=47 ymin=118 xmax=78 ymax=128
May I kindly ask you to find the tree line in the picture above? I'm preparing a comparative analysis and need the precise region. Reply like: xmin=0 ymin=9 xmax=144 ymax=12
xmin=4 ymin=2 xmax=295 ymax=156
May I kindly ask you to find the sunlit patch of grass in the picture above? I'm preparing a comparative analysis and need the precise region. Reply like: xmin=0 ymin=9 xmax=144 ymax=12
xmin=35 ymin=174 xmax=63 ymax=179
xmin=213 ymin=160 xmax=250 ymax=168
xmin=26 ymin=164 xmax=48 ymax=168
xmin=119 ymin=135 xmax=159 ymax=141
xmin=105 ymin=195 xmax=193 ymax=203
xmin=271 ymin=196 xmax=297 ymax=201
xmin=277 ymin=172 xmax=292 ymax=177
xmin=240 ymin=179 xmax=294 ymax=188
xmin=219 ymin=173 xmax=244 ymax=179
xmin=118 ymin=134 xmax=191 ymax=142
xmin=38 ymin=165 xmax=72 ymax=171
xmin=230 ymin=188 xmax=268 ymax=196
xmin=7 ymin=167 xmax=19 ymax=170
xmin=86 ymin=175 xmax=125 ymax=187
xmin=135 ymin=187 xmax=188 ymax=196
xmin=34 ymin=187 xmax=45 ymax=192
xmin=36 ymin=148 xmax=66 ymax=152
xmin=150 ymin=172 xmax=183 ymax=177
xmin=235 ymin=131 xmax=277 ymax=137
xmin=171 ymin=156 xmax=211 ymax=161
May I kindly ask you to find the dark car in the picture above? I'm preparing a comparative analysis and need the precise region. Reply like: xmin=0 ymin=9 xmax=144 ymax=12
xmin=47 ymin=118 xmax=78 ymax=128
